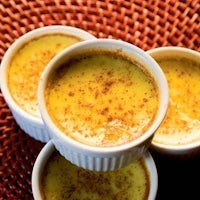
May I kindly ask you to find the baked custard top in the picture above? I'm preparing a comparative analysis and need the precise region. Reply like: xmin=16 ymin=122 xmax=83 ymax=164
xmin=42 ymin=150 xmax=150 ymax=200
xmin=8 ymin=34 xmax=82 ymax=117
xmin=45 ymin=51 xmax=159 ymax=147
xmin=154 ymin=58 xmax=200 ymax=145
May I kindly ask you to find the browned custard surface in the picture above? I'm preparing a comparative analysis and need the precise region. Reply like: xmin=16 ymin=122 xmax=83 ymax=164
xmin=45 ymin=50 xmax=159 ymax=147
xmin=8 ymin=34 xmax=82 ymax=117
xmin=42 ymin=151 xmax=150 ymax=200
xmin=154 ymin=57 xmax=200 ymax=145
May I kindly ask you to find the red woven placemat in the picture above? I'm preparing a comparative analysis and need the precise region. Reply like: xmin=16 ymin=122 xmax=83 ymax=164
xmin=0 ymin=0 xmax=200 ymax=199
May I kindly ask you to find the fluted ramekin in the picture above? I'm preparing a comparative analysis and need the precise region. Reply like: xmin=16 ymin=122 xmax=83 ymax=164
xmin=38 ymin=39 xmax=169 ymax=170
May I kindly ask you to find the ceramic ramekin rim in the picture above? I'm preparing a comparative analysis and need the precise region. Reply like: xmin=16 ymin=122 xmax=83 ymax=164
xmin=147 ymin=46 xmax=200 ymax=154
xmin=31 ymin=140 xmax=158 ymax=200
xmin=38 ymin=38 xmax=169 ymax=154
xmin=0 ymin=25 xmax=96 ymax=126
xmin=147 ymin=46 xmax=200 ymax=60
xmin=32 ymin=141 xmax=54 ymax=200
xmin=151 ymin=140 xmax=200 ymax=155
xmin=146 ymin=151 xmax=158 ymax=200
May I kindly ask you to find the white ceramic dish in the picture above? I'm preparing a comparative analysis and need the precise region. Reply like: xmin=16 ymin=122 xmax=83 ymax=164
xmin=32 ymin=140 xmax=158 ymax=200
xmin=148 ymin=46 xmax=200 ymax=157
xmin=0 ymin=25 xmax=96 ymax=142
xmin=38 ymin=39 xmax=169 ymax=170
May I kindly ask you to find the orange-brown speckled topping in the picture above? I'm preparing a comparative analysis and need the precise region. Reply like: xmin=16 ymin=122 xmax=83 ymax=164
xmin=42 ymin=151 xmax=150 ymax=200
xmin=45 ymin=50 xmax=159 ymax=147
xmin=8 ymin=34 xmax=82 ymax=117
xmin=153 ymin=57 xmax=200 ymax=145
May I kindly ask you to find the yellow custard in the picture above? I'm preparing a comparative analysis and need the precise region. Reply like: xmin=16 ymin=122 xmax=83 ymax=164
xmin=8 ymin=34 xmax=82 ymax=117
xmin=154 ymin=58 xmax=200 ymax=145
xmin=42 ymin=151 xmax=150 ymax=200
xmin=45 ymin=50 xmax=159 ymax=147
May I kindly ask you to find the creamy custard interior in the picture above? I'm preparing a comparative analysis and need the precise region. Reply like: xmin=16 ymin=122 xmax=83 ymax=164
xmin=42 ymin=151 xmax=150 ymax=200
xmin=153 ymin=57 xmax=200 ymax=145
xmin=8 ymin=34 xmax=82 ymax=117
xmin=45 ymin=50 xmax=159 ymax=147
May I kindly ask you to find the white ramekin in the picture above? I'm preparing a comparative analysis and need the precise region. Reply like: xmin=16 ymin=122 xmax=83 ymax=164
xmin=38 ymin=39 xmax=169 ymax=170
xmin=0 ymin=25 xmax=96 ymax=143
xmin=32 ymin=140 xmax=158 ymax=200
xmin=147 ymin=46 xmax=200 ymax=157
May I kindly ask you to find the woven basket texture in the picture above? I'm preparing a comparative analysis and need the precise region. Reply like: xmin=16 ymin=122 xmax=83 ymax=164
xmin=0 ymin=0 xmax=200 ymax=199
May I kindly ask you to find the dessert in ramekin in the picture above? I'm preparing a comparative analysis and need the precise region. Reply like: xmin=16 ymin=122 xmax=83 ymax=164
xmin=148 ymin=47 xmax=200 ymax=157
xmin=38 ymin=39 xmax=169 ymax=170
xmin=32 ymin=140 xmax=158 ymax=200
xmin=0 ymin=25 xmax=96 ymax=142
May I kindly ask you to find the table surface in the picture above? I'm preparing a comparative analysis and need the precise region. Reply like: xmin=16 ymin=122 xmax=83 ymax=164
xmin=0 ymin=1 xmax=200 ymax=200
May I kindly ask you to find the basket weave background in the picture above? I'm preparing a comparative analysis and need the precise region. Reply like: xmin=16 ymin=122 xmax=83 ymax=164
xmin=0 ymin=0 xmax=200 ymax=199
